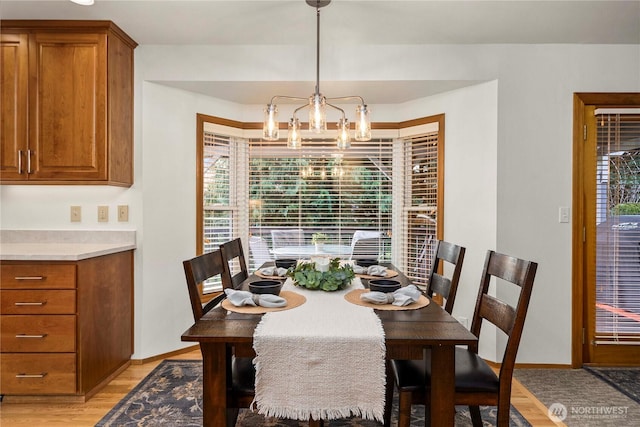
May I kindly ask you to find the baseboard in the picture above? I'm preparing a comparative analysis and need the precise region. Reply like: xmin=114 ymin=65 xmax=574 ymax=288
xmin=485 ymin=360 xmax=573 ymax=369
xmin=130 ymin=344 xmax=200 ymax=365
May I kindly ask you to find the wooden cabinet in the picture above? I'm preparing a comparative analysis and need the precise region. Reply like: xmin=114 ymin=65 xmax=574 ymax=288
xmin=0 ymin=21 xmax=136 ymax=186
xmin=0 ymin=251 xmax=134 ymax=401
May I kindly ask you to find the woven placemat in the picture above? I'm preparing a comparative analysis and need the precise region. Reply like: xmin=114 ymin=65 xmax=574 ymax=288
xmin=221 ymin=290 xmax=306 ymax=314
xmin=255 ymin=271 xmax=288 ymax=280
xmin=356 ymin=269 xmax=399 ymax=280
xmin=344 ymin=288 xmax=430 ymax=311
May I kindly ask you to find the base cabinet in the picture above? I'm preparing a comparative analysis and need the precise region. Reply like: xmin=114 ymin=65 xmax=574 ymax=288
xmin=0 ymin=251 xmax=134 ymax=401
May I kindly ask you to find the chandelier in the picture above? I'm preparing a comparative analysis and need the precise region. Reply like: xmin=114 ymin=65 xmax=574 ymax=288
xmin=262 ymin=0 xmax=371 ymax=149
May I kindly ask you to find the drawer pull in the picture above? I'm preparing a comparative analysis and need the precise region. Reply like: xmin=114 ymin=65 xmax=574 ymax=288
xmin=14 ymin=301 xmax=47 ymax=306
xmin=15 ymin=334 xmax=48 ymax=339
xmin=16 ymin=373 xmax=48 ymax=379
xmin=14 ymin=276 xmax=45 ymax=281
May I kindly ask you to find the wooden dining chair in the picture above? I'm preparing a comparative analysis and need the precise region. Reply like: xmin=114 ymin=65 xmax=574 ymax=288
xmin=383 ymin=240 xmax=465 ymax=425
xmin=425 ymin=239 xmax=466 ymax=314
xmin=182 ymin=249 xmax=255 ymax=427
xmin=220 ymin=238 xmax=249 ymax=290
xmin=387 ymin=250 xmax=538 ymax=427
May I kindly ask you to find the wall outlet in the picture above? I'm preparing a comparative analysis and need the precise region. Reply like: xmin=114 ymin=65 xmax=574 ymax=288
xmin=118 ymin=205 xmax=129 ymax=222
xmin=98 ymin=205 xmax=109 ymax=222
xmin=70 ymin=206 xmax=81 ymax=222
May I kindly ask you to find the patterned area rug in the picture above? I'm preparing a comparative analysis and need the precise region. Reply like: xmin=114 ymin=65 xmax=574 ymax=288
xmin=96 ymin=360 xmax=530 ymax=426
xmin=515 ymin=367 xmax=640 ymax=427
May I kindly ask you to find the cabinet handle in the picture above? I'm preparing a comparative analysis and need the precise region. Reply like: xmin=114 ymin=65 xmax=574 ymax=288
xmin=14 ymin=276 xmax=45 ymax=280
xmin=14 ymin=301 xmax=47 ymax=306
xmin=18 ymin=150 xmax=23 ymax=174
xmin=16 ymin=373 xmax=48 ymax=379
xmin=15 ymin=334 xmax=48 ymax=339
xmin=27 ymin=149 xmax=33 ymax=174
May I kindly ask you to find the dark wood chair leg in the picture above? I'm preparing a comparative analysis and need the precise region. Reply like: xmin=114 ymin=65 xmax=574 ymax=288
xmin=226 ymin=407 xmax=239 ymax=427
xmin=469 ymin=405 xmax=483 ymax=427
xmin=383 ymin=362 xmax=394 ymax=427
xmin=397 ymin=390 xmax=412 ymax=427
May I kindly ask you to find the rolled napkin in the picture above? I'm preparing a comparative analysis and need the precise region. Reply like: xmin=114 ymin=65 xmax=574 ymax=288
xmin=224 ymin=289 xmax=287 ymax=308
xmin=360 ymin=284 xmax=422 ymax=307
xmin=353 ymin=265 xmax=388 ymax=276
xmin=259 ymin=266 xmax=289 ymax=277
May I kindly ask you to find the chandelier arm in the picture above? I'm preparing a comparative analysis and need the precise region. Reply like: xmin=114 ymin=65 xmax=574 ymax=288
xmin=292 ymin=104 xmax=309 ymax=117
xmin=325 ymin=102 xmax=346 ymax=118
xmin=326 ymin=96 xmax=366 ymax=105
xmin=270 ymin=95 xmax=310 ymax=104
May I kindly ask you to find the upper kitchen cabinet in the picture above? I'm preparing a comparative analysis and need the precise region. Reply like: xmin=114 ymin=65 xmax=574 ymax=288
xmin=0 ymin=21 xmax=137 ymax=186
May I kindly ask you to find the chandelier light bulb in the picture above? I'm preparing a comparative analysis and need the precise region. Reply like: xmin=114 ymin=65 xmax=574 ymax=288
xmin=309 ymin=94 xmax=327 ymax=133
xmin=355 ymin=104 xmax=371 ymax=141
xmin=288 ymin=118 xmax=302 ymax=149
xmin=337 ymin=118 xmax=351 ymax=149
xmin=263 ymin=104 xmax=279 ymax=141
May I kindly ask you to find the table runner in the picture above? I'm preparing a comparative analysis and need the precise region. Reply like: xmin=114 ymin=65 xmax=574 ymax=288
xmin=252 ymin=277 xmax=386 ymax=422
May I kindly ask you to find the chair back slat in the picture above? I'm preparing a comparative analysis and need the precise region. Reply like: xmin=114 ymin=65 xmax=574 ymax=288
xmin=425 ymin=240 xmax=466 ymax=314
xmin=220 ymin=238 xmax=249 ymax=289
xmin=478 ymin=294 xmax=517 ymax=336
xmin=182 ymin=249 xmax=226 ymax=322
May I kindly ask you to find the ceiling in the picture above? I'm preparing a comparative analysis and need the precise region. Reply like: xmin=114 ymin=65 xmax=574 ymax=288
xmin=2 ymin=0 xmax=639 ymax=104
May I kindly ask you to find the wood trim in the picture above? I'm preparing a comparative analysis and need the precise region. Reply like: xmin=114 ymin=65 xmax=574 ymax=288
xmin=572 ymin=92 xmax=640 ymax=367
xmin=130 ymin=344 xmax=201 ymax=365
xmin=0 ymin=20 xmax=138 ymax=48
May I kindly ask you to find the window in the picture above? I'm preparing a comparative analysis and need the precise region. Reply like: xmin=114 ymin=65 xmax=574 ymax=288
xmin=196 ymin=114 xmax=443 ymax=296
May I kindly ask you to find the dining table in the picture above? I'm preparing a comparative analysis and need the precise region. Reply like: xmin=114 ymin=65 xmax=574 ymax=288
xmin=181 ymin=262 xmax=477 ymax=426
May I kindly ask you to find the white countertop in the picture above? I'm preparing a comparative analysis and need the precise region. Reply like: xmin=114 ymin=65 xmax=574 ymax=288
xmin=0 ymin=230 xmax=136 ymax=261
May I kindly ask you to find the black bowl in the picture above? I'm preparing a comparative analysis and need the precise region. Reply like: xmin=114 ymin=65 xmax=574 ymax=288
xmin=249 ymin=280 xmax=283 ymax=295
xmin=275 ymin=258 xmax=297 ymax=269
xmin=356 ymin=258 xmax=379 ymax=267
xmin=369 ymin=279 xmax=401 ymax=293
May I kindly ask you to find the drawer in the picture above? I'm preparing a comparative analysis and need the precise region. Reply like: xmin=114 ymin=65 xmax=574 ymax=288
xmin=1 ymin=290 xmax=76 ymax=314
xmin=0 ymin=353 xmax=76 ymax=395
xmin=1 ymin=315 xmax=75 ymax=352
xmin=0 ymin=264 xmax=76 ymax=289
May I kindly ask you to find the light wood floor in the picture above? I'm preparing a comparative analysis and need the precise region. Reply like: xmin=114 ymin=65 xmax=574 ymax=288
xmin=0 ymin=349 xmax=563 ymax=426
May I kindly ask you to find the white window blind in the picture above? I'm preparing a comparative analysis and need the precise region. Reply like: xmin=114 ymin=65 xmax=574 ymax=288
xmin=594 ymin=112 xmax=640 ymax=345
xmin=202 ymin=131 xmax=241 ymax=293
xmin=248 ymin=138 xmax=393 ymax=269
xmin=402 ymin=132 xmax=439 ymax=288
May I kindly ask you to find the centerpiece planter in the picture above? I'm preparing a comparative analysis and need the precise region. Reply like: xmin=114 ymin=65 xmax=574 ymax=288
xmin=287 ymin=258 xmax=354 ymax=292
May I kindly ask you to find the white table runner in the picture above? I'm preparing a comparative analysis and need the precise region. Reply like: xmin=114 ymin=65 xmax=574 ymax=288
xmin=252 ymin=277 xmax=386 ymax=422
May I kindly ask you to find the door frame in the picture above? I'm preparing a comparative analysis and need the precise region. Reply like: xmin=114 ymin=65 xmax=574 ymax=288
xmin=572 ymin=93 xmax=640 ymax=367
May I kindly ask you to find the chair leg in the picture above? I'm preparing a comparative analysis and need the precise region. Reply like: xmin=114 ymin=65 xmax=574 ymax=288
xmin=226 ymin=407 xmax=239 ymax=427
xmin=469 ymin=405 xmax=483 ymax=427
xmin=397 ymin=390 xmax=412 ymax=427
xmin=496 ymin=403 xmax=511 ymax=427
xmin=383 ymin=363 xmax=394 ymax=427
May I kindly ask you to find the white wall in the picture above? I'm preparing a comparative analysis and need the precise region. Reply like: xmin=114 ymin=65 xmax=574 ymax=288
xmin=2 ymin=42 xmax=639 ymax=362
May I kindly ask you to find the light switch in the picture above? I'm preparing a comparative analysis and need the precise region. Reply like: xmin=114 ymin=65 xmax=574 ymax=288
xmin=70 ymin=206 xmax=81 ymax=222
xmin=559 ymin=207 xmax=570 ymax=223
xmin=98 ymin=206 xmax=109 ymax=222
xmin=118 ymin=205 xmax=129 ymax=222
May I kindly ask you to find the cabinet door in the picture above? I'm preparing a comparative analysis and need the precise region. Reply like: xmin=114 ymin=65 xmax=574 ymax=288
xmin=28 ymin=32 xmax=107 ymax=181
xmin=0 ymin=33 xmax=29 ymax=180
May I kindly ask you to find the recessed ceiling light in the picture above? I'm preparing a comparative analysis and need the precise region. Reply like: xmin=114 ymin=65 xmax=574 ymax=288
xmin=70 ymin=0 xmax=94 ymax=5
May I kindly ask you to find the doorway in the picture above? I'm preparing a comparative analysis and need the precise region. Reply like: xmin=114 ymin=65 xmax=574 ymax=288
xmin=573 ymin=93 xmax=640 ymax=366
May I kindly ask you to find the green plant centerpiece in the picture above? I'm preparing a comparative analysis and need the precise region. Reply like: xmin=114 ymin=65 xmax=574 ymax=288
xmin=287 ymin=257 xmax=355 ymax=292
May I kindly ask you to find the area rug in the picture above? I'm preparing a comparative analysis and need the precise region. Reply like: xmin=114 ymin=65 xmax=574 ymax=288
xmin=515 ymin=368 xmax=640 ymax=427
xmin=96 ymin=360 xmax=530 ymax=426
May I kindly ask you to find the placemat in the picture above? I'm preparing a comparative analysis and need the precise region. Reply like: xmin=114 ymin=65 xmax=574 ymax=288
xmin=344 ymin=288 xmax=430 ymax=310
xmin=221 ymin=290 xmax=306 ymax=314
xmin=356 ymin=269 xmax=399 ymax=280
xmin=255 ymin=271 xmax=288 ymax=280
